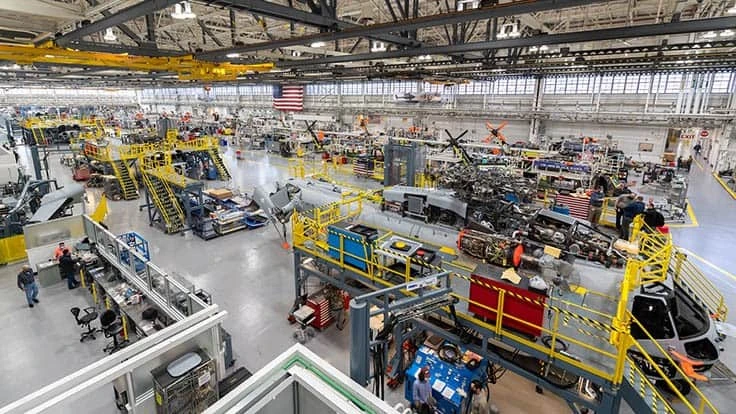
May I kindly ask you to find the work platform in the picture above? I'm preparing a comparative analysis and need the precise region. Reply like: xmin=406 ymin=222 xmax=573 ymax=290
xmin=289 ymin=194 xmax=727 ymax=413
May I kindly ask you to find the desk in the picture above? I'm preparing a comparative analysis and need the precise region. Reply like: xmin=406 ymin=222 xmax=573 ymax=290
xmin=90 ymin=268 xmax=160 ymax=337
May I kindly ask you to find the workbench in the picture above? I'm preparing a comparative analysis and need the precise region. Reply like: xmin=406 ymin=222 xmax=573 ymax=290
xmin=88 ymin=265 xmax=161 ymax=338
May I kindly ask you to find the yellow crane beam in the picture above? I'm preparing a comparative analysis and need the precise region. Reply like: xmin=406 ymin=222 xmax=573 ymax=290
xmin=0 ymin=44 xmax=273 ymax=81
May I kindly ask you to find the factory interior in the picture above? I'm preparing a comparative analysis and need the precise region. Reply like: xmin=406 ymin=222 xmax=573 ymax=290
xmin=0 ymin=1 xmax=736 ymax=413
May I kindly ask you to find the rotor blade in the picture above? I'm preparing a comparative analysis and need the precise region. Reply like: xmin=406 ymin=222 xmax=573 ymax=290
xmin=498 ymin=132 xmax=507 ymax=143
xmin=485 ymin=122 xmax=494 ymax=130
xmin=498 ymin=120 xmax=508 ymax=130
xmin=456 ymin=130 xmax=469 ymax=140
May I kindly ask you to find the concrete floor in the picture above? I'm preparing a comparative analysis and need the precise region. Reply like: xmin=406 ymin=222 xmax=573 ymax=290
xmin=0 ymin=145 xmax=734 ymax=413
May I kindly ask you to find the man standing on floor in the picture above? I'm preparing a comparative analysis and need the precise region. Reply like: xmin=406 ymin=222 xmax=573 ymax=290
xmin=621 ymin=196 xmax=645 ymax=240
xmin=17 ymin=264 xmax=39 ymax=308
xmin=587 ymin=187 xmax=605 ymax=229
xmin=58 ymin=249 xmax=79 ymax=289
xmin=615 ymin=192 xmax=635 ymax=234
xmin=412 ymin=366 xmax=433 ymax=413
xmin=53 ymin=242 xmax=65 ymax=261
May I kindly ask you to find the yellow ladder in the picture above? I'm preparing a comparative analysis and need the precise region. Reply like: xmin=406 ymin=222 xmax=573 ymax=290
xmin=141 ymin=169 xmax=185 ymax=233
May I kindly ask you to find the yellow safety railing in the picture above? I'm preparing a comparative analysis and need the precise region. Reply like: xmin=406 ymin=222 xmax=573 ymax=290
xmin=624 ymin=356 xmax=676 ymax=414
xmin=671 ymin=249 xmax=728 ymax=321
xmin=625 ymin=315 xmax=719 ymax=414
xmin=83 ymin=142 xmax=112 ymax=161
xmin=288 ymin=158 xmax=306 ymax=178
xmin=351 ymin=158 xmax=384 ymax=181
xmin=599 ymin=197 xmax=618 ymax=228
xmin=414 ymin=172 xmax=438 ymax=189
xmin=119 ymin=143 xmax=158 ymax=160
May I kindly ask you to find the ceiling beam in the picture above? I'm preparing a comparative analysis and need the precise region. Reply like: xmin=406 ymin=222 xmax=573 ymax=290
xmin=0 ymin=0 xmax=82 ymax=21
xmin=198 ymin=20 xmax=225 ymax=47
xmin=197 ymin=0 xmax=609 ymax=58
xmin=62 ymin=41 xmax=179 ymax=56
xmin=55 ymin=0 xmax=180 ymax=46
xmin=278 ymin=15 xmax=736 ymax=67
xmin=202 ymin=0 xmax=422 ymax=56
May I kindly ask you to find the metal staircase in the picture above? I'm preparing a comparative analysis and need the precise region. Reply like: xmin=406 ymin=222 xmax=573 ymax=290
xmin=622 ymin=360 xmax=674 ymax=414
xmin=31 ymin=127 xmax=47 ymax=145
xmin=110 ymin=160 xmax=139 ymax=200
xmin=207 ymin=148 xmax=231 ymax=180
xmin=141 ymin=170 xmax=185 ymax=233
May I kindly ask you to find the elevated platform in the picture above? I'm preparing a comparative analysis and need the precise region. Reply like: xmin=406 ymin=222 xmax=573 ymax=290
xmin=289 ymin=195 xmax=725 ymax=413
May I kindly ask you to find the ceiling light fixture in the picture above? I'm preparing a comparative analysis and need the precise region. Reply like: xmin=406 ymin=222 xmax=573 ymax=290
xmin=417 ymin=54 xmax=432 ymax=61
xmin=702 ymin=31 xmax=718 ymax=39
xmin=310 ymin=41 xmax=326 ymax=48
xmin=103 ymin=28 xmax=117 ymax=42
xmin=497 ymin=22 xmax=520 ymax=39
xmin=457 ymin=0 xmax=479 ymax=11
xmin=370 ymin=41 xmax=387 ymax=52
xmin=172 ymin=1 xmax=196 ymax=20
xmin=720 ymin=29 xmax=734 ymax=37
xmin=529 ymin=46 xmax=538 ymax=52
xmin=291 ymin=50 xmax=302 ymax=57
xmin=539 ymin=45 xmax=549 ymax=52
xmin=226 ymin=53 xmax=240 ymax=58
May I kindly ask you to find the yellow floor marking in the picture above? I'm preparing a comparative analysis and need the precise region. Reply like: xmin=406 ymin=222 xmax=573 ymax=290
xmin=713 ymin=172 xmax=736 ymax=200
xmin=693 ymin=157 xmax=704 ymax=171
xmin=668 ymin=199 xmax=699 ymax=228
xmin=679 ymin=248 xmax=736 ymax=284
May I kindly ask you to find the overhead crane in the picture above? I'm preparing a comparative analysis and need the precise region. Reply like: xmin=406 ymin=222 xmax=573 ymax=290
xmin=0 ymin=43 xmax=273 ymax=81
xmin=288 ymin=193 xmax=726 ymax=414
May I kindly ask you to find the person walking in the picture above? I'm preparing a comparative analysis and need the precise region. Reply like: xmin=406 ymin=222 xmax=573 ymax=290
xmin=615 ymin=193 xmax=635 ymax=234
xmin=17 ymin=265 xmax=39 ymax=308
xmin=687 ymin=155 xmax=693 ymax=172
xmin=587 ymin=187 xmax=605 ymax=229
xmin=694 ymin=143 xmax=702 ymax=156
xmin=469 ymin=380 xmax=500 ymax=414
xmin=58 ymin=249 xmax=79 ymax=289
xmin=621 ymin=196 xmax=645 ymax=240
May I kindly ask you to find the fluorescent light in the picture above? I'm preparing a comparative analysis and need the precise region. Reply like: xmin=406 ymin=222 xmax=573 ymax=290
xmin=720 ymin=29 xmax=734 ymax=37
xmin=539 ymin=45 xmax=549 ymax=52
xmin=457 ymin=0 xmax=479 ymax=11
xmin=728 ymin=3 xmax=736 ymax=14
xmin=702 ymin=31 xmax=717 ymax=39
xmin=529 ymin=46 xmax=538 ymax=52
xmin=370 ymin=41 xmax=386 ymax=52
xmin=291 ymin=50 xmax=302 ymax=57
xmin=417 ymin=54 xmax=432 ymax=61
xmin=103 ymin=28 xmax=117 ymax=42
xmin=226 ymin=53 xmax=240 ymax=58
xmin=172 ymin=1 xmax=195 ymax=19
xmin=310 ymin=41 xmax=326 ymax=48
xmin=44 ymin=54 xmax=55 ymax=58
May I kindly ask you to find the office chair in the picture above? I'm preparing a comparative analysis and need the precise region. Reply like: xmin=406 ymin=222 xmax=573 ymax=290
xmin=100 ymin=310 xmax=124 ymax=354
xmin=71 ymin=306 xmax=99 ymax=342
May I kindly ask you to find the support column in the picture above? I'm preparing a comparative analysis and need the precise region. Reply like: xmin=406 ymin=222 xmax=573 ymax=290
xmin=528 ymin=76 xmax=543 ymax=144
xmin=349 ymin=299 xmax=370 ymax=385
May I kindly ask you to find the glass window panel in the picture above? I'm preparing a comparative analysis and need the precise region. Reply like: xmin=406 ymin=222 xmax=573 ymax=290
xmin=600 ymin=75 xmax=614 ymax=94
xmin=611 ymin=75 xmax=626 ymax=93
xmin=624 ymin=74 xmax=639 ymax=93
xmin=554 ymin=77 xmax=566 ymax=94
xmin=544 ymin=78 xmax=556 ymax=94
xmin=665 ymin=73 xmax=683 ymax=93
xmin=637 ymin=75 xmax=651 ymax=94
xmin=712 ymin=72 xmax=731 ymax=93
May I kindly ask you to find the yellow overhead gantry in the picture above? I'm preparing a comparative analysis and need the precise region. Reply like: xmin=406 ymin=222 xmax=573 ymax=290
xmin=0 ymin=43 xmax=273 ymax=81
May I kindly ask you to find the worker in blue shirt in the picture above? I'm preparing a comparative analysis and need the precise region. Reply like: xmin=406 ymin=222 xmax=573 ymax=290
xmin=621 ymin=195 xmax=645 ymax=240
xmin=412 ymin=366 xmax=433 ymax=413
xmin=587 ymin=187 xmax=605 ymax=229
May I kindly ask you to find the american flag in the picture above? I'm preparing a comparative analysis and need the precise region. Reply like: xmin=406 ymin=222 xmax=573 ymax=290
xmin=273 ymin=85 xmax=304 ymax=112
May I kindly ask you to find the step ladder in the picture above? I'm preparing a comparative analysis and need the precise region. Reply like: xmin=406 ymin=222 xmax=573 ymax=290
xmin=110 ymin=160 xmax=139 ymax=200
xmin=141 ymin=170 xmax=185 ymax=233
xmin=207 ymin=149 xmax=231 ymax=180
